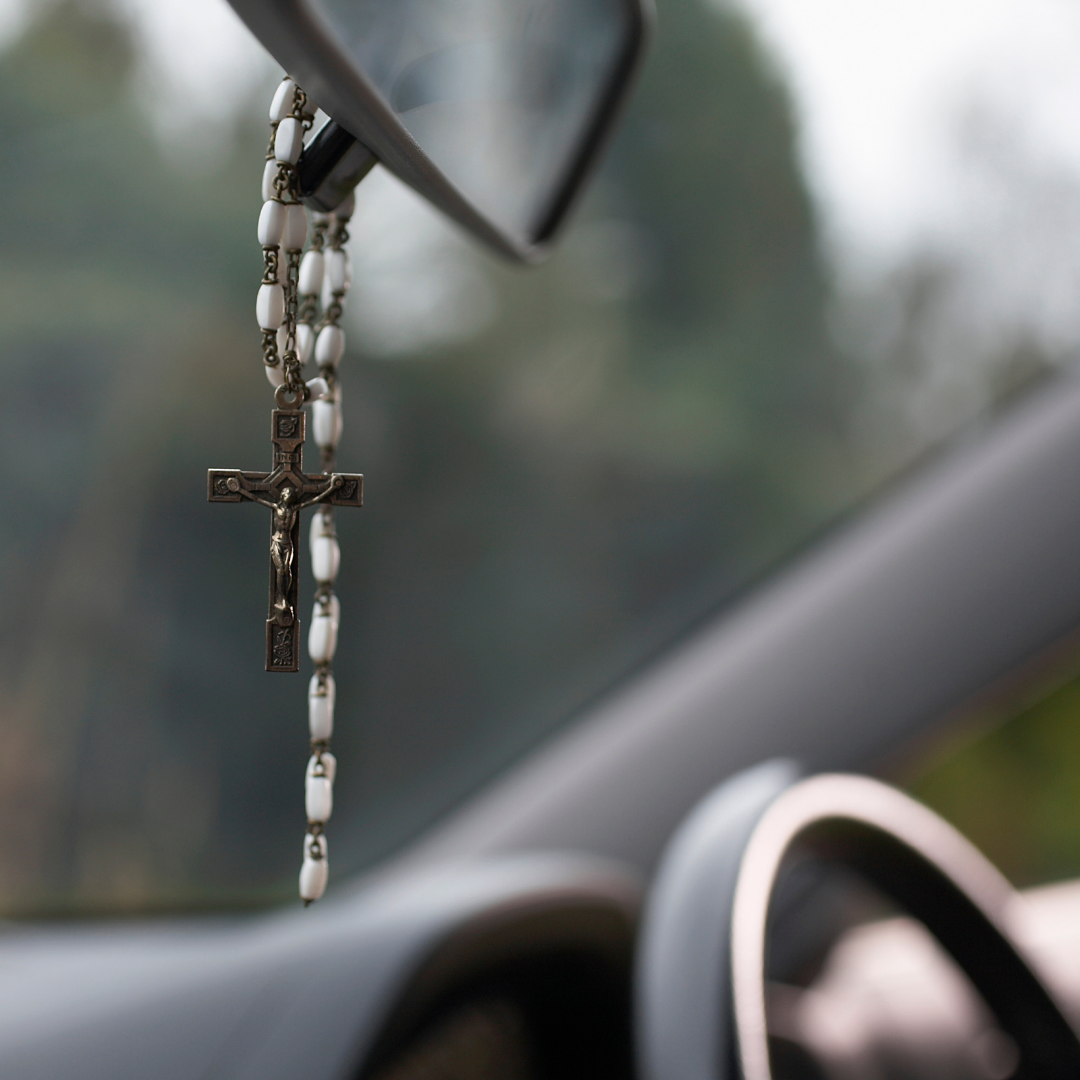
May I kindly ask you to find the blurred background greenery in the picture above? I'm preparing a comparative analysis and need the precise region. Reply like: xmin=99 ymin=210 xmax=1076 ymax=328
xmin=0 ymin=0 xmax=1076 ymax=914
xmin=906 ymin=672 xmax=1080 ymax=889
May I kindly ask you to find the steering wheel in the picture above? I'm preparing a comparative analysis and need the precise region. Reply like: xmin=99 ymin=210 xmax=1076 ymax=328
xmin=636 ymin=762 xmax=1080 ymax=1080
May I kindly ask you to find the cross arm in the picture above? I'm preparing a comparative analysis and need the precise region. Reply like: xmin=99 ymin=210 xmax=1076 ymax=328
xmin=207 ymin=470 xmax=271 ymax=503
xmin=321 ymin=474 xmax=363 ymax=508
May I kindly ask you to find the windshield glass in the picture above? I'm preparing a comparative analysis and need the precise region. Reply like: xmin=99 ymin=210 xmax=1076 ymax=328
xmin=1 ymin=0 xmax=1075 ymax=915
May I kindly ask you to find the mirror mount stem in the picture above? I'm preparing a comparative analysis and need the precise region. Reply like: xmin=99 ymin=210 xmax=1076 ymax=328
xmin=296 ymin=121 xmax=377 ymax=213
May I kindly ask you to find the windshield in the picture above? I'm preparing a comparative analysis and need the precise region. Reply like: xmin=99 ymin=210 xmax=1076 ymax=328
xmin=0 ymin=0 xmax=1075 ymax=915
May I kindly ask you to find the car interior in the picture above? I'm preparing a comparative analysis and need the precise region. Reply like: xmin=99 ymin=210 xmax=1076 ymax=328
xmin=2 ymin=0 xmax=1080 ymax=1078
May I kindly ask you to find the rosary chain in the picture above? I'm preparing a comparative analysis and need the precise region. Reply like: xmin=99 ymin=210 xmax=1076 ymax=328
xmin=260 ymin=80 xmax=316 ymax=398
xmin=258 ymin=76 xmax=357 ymax=904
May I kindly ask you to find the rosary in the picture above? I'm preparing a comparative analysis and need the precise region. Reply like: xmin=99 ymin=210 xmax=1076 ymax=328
xmin=208 ymin=78 xmax=361 ymax=905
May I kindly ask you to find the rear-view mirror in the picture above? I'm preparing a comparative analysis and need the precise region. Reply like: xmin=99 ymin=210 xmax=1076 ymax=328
xmin=227 ymin=0 xmax=652 ymax=260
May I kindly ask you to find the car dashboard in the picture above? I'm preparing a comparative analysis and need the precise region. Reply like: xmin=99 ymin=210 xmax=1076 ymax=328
xmin=2 ymin=849 xmax=1079 ymax=1080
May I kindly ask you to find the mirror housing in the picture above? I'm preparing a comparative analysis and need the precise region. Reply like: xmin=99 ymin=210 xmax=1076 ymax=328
xmin=295 ymin=120 xmax=377 ymax=212
xmin=227 ymin=0 xmax=651 ymax=261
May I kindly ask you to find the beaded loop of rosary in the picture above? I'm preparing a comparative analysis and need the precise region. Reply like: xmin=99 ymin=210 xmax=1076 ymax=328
xmin=256 ymin=76 xmax=355 ymax=905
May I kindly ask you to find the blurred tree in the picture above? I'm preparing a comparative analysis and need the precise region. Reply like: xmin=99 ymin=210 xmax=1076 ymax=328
xmin=0 ymin=0 xmax=268 ymax=911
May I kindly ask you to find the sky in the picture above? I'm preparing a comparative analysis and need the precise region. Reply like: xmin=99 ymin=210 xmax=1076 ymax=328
xmin=733 ymin=0 xmax=1080 ymax=261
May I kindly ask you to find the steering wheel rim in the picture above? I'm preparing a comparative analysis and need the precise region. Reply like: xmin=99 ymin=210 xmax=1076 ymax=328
xmin=637 ymin=764 xmax=1080 ymax=1080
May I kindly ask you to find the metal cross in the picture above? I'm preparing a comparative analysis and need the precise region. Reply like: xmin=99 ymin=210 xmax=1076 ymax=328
xmin=208 ymin=403 xmax=362 ymax=672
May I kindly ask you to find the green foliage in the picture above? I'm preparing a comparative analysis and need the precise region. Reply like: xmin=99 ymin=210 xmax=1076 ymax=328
xmin=910 ymin=676 xmax=1080 ymax=887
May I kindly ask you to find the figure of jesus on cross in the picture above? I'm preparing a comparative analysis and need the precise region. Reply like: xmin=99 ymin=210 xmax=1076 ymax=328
xmin=208 ymin=401 xmax=362 ymax=672
xmin=239 ymin=477 xmax=339 ymax=625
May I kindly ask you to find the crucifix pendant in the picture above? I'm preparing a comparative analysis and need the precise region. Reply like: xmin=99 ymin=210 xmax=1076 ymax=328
xmin=208 ymin=399 xmax=362 ymax=672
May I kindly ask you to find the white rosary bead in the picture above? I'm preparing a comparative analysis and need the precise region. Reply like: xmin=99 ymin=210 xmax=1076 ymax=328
xmin=276 ymin=325 xmax=287 ymax=354
xmin=312 ymin=396 xmax=343 ymax=450
xmin=283 ymin=203 xmax=308 ymax=252
xmin=305 ymin=770 xmax=333 ymax=823
xmin=298 ymin=250 xmax=324 ymax=296
xmin=315 ymin=324 xmax=345 ymax=367
xmin=262 ymin=159 xmax=280 ymax=202
xmin=265 ymin=362 xmax=285 ymax=388
xmin=310 ymin=507 xmax=332 ymax=545
xmin=270 ymin=78 xmax=297 ymax=122
xmin=308 ymin=672 xmax=336 ymax=741
xmin=275 ymin=117 xmax=304 ymax=164
xmin=257 ymin=199 xmax=286 ymax=247
xmin=325 ymin=248 xmax=352 ymax=293
xmin=256 ymin=283 xmax=285 ymax=330
xmin=299 ymin=851 xmax=328 ymax=902
xmin=307 ymin=752 xmax=337 ymax=786
xmin=333 ymin=191 xmax=355 ymax=221
xmin=296 ymin=322 xmax=315 ymax=365
xmin=308 ymin=605 xmax=339 ymax=663
xmin=311 ymin=534 xmax=340 ymax=584
xmin=306 ymin=377 xmax=331 ymax=401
